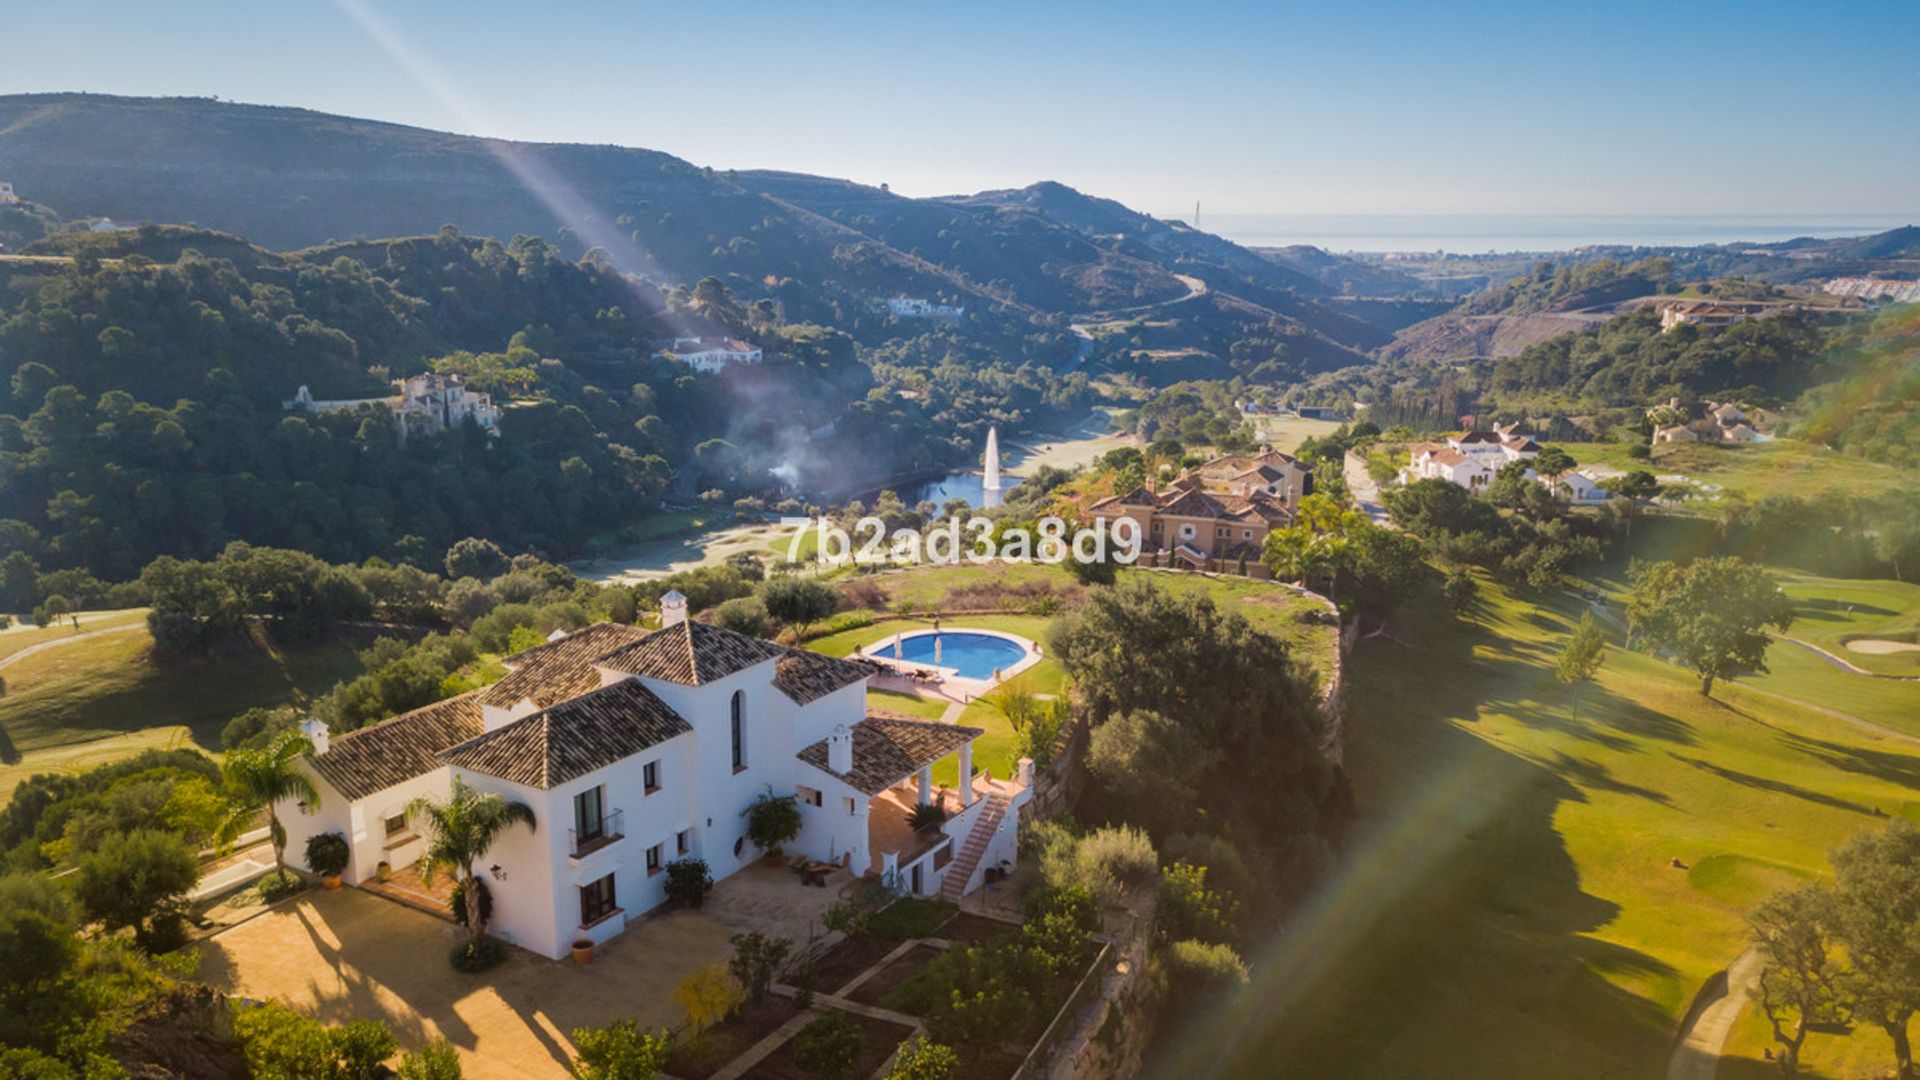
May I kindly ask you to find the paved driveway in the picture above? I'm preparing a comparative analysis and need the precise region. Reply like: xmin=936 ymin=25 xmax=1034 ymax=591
xmin=199 ymin=887 xmax=732 ymax=1079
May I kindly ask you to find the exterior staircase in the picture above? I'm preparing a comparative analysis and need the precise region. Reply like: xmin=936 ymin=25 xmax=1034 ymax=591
xmin=939 ymin=790 xmax=1010 ymax=901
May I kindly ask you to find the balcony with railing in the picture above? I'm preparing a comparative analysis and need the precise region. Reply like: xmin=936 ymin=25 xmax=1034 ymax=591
xmin=568 ymin=808 xmax=624 ymax=859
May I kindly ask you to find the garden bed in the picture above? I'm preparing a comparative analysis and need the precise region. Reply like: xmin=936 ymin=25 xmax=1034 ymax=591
xmin=937 ymin=912 xmax=1019 ymax=944
xmin=845 ymin=943 xmax=945 ymax=1009
xmin=740 ymin=1010 xmax=915 ymax=1080
xmin=663 ymin=996 xmax=807 ymax=1080
xmin=809 ymin=932 xmax=905 ymax=995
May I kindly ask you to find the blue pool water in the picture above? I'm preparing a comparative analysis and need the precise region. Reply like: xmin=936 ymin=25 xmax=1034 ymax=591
xmin=881 ymin=632 xmax=1028 ymax=680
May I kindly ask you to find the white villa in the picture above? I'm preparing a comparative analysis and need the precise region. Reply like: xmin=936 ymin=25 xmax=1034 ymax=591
xmin=664 ymin=337 xmax=763 ymax=373
xmin=1402 ymin=431 xmax=1540 ymax=491
xmin=279 ymin=595 xmax=1029 ymax=960
xmin=885 ymin=297 xmax=965 ymax=319
xmin=287 ymin=372 xmax=500 ymax=443
xmin=1402 ymin=431 xmax=1609 ymax=504
xmin=0 ymin=181 xmax=17 ymax=205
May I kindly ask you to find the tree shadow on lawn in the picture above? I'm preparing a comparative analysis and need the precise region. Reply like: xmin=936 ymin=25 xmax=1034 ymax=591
xmin=1160 ymin=629 xmax=1684 ymax=1078
xmin=1665 ymin=752 xmax=1877 ymax=817
xmin=1716 ymin=698 xmax=1920 ymax=791
xmin=1479 ymin=662 xmax=1697 ymax=751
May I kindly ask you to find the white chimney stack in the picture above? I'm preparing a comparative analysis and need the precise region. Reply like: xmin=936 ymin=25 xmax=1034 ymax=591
xmin=300 ymin=716 xmax=330 ymax=756
xmin=828 ymin=723 xmax=854 ymax=774
xmin=546 ymin=627 xmax=568 ymax=643
xmin=660 ymin=589 xmax=689 ymax=628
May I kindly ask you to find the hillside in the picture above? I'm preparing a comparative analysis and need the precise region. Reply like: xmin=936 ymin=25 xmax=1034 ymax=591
xmin=0 ymin=93 xmax=1383 ymax=365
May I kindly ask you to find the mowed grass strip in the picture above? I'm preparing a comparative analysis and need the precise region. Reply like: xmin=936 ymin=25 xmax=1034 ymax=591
xmin=0 ymin=624 xmax=366 ymax=798
xmin=1222 ymin=572 xmax=1920 ymax=1079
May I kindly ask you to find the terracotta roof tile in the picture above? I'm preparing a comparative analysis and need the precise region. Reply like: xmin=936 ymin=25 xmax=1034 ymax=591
xmin=774 ymin=649 xmax=877 ymax=706
xmin=439 ymin=680 xmax=691 ymax=789
xmin=796 ymin=714 xmax=985 ymax=796
xmin=479 ymin=622 xmax=650 ymax=708
xmin=594 ymin=621 xmax=788 ymax=686
xmin=308 ymin=693 xmax=484 ymax=801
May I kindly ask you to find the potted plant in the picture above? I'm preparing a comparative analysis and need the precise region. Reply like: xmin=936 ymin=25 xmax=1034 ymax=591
xmin=746 ymin=788 xmax=802 ymax=866
xmin=571 ymin=938 xmax=595 ymax=965
xmin=304 ymin=831 xmax=350 ymax=890
xmin=376 ymin=860 xmax=392 ymax=882
xmin=906 ymin=801 xmax=949 ymax=833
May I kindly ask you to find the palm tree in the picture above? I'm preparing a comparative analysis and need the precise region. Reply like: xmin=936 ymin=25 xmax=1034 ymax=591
xmin=218 ymin=728 xmax=319 ymax=884
xmin=408 ymin=780 xmax=537 ymax=942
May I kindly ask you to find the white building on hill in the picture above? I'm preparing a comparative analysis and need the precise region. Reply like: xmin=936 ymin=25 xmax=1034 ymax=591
xmin=886 ymin=297 xmax=965 ymax=319
xmin=286 ymin=373 xmax=499 ymax=443
xmin=1402 ymin=431 xmax=1539 ymax=491
xmin=279 ymin=598 xmax=1029 ymax=960
xmin=664 ymin=337 xmax=763 ymax=373
xmin=0 ymin=181 xmax=18 ymax=205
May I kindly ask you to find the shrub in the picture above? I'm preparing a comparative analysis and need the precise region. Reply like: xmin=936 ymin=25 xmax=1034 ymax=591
xmin=334 ymin=1020 xmax=399 ymax=1080
xmin=728 ymin=931 xmax=792 ymax=1002
xmin=1157 ymin=862 xmax=1237 ymax=945
xmin=1164 ymin=938 xmax=1249 ymax=992
xmin=673 ymin=963 xmax=744 ymax=1036
xmin=1627 ymin=442 xmax=1652 ymax=460
xmin=72 ymin=828 xmax=198 ymax=952
xmin=1442 ymin=565 xmax=1478 ymax=614
xmin=1038 ymin=824 xmax=1156 ymax=907
xmin=258 ymin=871 xmax=309 ymax=904
xmin=304 ymin=832 xmax=351 ymax=878
xmin=711 ymin=596 xmax=771 ymax=638
xmin=569 ymin=1020 xmax=669 ymax=1080
xmin=663 ymin=858 xmax=714 ymax=909
xmin=790 ymin=1013 xmax=864 ymax=1080
xmin=1022 ymin=883 xmax=1100 ymax=974
xmin=397 ymin=1038 xmax=464 ymax=1080
xmin=906 ymin=801 xmax=948 ymax=832
xmin=449 ymin=936 xmax=507 ymax=973
xmin=746 ymin=789 xmax=802 ymax=855
xmin=885 ymin=1037 xmax=959 ymax=1080
xmin=234 ymin=1001 xmax=338 ymax=1080
xmin=820 ymin=900 xmax=870 ymax=937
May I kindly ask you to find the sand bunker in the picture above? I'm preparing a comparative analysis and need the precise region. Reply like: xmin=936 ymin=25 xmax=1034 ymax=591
xmin=1845 ymin=639 xmax=1920 ymax=655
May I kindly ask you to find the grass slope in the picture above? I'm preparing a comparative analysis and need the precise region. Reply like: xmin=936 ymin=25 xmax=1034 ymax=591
xmin=1211 ymin=573 xmax=1920 ymax=1078
xmin=0 ymin=623 xmax=367 ymax=798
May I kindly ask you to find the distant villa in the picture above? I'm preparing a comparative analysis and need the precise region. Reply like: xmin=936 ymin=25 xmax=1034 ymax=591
xmin=660 ymin=336 xmax=763 ymax=373
xmin=884 ymin=297 xmax=965 ymax=319
xmin=285 ymin=372 xmax=500 ymax=443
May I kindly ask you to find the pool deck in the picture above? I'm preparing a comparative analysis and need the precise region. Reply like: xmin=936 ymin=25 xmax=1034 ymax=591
xmin=857 ymin=627 xmax=1044 ymax=698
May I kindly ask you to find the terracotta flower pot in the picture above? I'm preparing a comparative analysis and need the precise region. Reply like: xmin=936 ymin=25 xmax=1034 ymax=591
xmin=376 ymin=861 xmax=392 ymax=882
xmin=571 ymin=939 xmax=595 ymax=965
xmin=323 ymin=873 xmax=343 ymax=891
xmin=762 ymin=851 xmax=785 ymax=867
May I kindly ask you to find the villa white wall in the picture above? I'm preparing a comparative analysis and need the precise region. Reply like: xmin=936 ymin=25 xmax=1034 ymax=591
xmin=345 ymin=768 xmax=452 ymax=885
xmin=453 ymin=769 xmax=562 ymax=958
xmin=792 ymin=767 xmax=871 ymax=872
xmin=636 ymin=660 xmax=802 ymax=880
xmin=793 ymin=681 xmax=867 ymax=750
xmin=277 ymin=768 xmax=347 ymax=876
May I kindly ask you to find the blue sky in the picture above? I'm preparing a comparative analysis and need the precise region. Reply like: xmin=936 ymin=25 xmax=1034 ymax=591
xmin=4 ymin=0 xmax=1917 ymax=218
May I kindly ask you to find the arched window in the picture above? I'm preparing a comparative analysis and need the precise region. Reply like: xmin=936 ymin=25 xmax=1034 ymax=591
xmin=730 ymin=690 xmax=746 ymax=771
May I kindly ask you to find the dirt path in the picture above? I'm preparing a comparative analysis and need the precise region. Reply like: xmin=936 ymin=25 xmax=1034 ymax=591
xmin=1667 ymin=948 xmax=1763 ymax=1080
xmin=0 ymin=621 xmax=145 ymax=672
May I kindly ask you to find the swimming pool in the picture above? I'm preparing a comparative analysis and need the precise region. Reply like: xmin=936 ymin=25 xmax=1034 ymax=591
xmin=874 ymin=631 xmax=1030 ymax=681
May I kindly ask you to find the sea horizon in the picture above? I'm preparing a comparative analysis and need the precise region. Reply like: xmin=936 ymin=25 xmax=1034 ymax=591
xmin=1175 ymin=212 xmax=1918 ymax=255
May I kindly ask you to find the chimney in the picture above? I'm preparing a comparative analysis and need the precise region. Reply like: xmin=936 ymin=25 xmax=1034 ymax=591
xmin=301 ymin=716 xmax=330 ymax=756
xmin=660 ymin=589 xmax=688 ymax=628
xmin=546 ymin=627 xmax=568 ymax=643
xmin=828 ymin=724 xmax=854 ymax=774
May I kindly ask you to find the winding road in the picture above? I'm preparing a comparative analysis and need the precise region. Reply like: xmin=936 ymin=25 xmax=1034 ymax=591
xmin=1062 ymin=272 xmax=1210 ymax=375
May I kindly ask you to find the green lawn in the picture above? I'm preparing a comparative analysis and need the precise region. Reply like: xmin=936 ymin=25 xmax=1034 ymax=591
xmin=808 ymin=563 xmax=1340 ymax=791
xmin=1573 ymin=438 xmax=1908 ymax=504
xmin=0 ymin=608 xmax=149 ymax=662
xmin=1210 ymin=571 xmax=1920 ymax=1078
xmin=1770 ymin=571 xmax=1920 ymax=677
xmin=867 ymin=688 xmax=948 ymax=720
xmin=0 ymin=624 xmax=369 ymax=798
